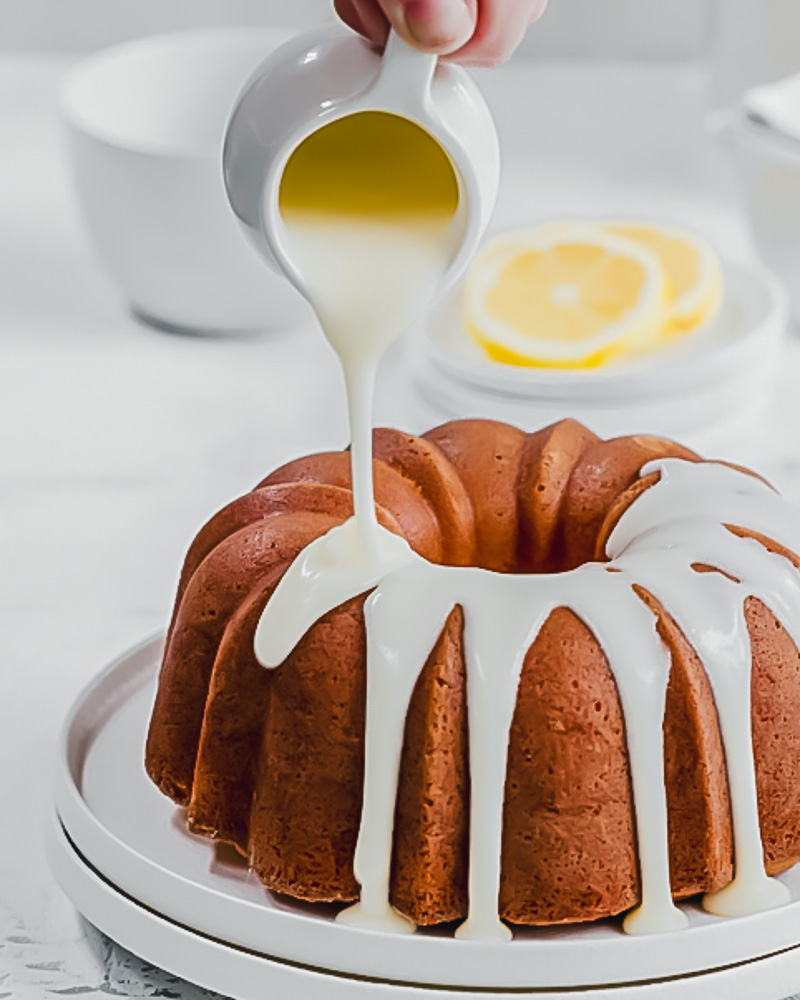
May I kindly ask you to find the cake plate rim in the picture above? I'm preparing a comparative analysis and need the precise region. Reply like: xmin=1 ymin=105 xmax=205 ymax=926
xmin=46 ymin=809 xmax=800 ymax=1000
xmin=52 ymin=632 xmax=800 ymax=991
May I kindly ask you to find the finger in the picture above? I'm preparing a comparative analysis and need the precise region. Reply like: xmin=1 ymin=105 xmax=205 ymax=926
xmin=377 ymin=0 xmax=477 ymax=56
xmin=334 ymin=0 xmax=368 ymax=37
xmin=528 ymin=0 xmax=549 ymax=23
xmin=334 ymin=0 xmax=390 ymax=44
xmin=355 ymin=0 xmax=392 ymax=43
xmin=445 ymin=0 xmax=547 ymax=67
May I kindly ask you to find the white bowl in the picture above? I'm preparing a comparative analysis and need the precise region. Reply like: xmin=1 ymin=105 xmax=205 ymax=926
xmin=62 ymin=28 xmax=311 ymax=335
xmin=710 ymin=81 xmax=800 ymax=324
xmin=409 ymin=258 xmax=788 ymax=456
xmin=727 ymin=119 xmax=800 ymax=324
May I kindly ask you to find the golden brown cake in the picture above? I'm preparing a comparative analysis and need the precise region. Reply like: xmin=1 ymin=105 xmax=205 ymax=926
xmin=145 ymin=418 xmax=800 ymax=927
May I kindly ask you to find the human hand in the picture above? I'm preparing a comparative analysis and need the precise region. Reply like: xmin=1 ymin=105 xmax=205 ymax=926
xmin=334 ymin=0 xmax=548 ymax=68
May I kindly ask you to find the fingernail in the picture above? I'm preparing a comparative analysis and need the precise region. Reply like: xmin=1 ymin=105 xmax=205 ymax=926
xmin=402 ymin=0 xmax=474 ymax=51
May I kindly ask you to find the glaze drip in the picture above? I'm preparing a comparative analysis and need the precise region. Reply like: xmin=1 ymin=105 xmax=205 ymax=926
xmin=255 ymin=458 xmax=797 ymax=938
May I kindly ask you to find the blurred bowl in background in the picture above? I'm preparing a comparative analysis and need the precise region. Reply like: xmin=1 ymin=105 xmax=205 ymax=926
xmin=735 ymin=124 xmax=800 ymax=325
xmin=710 ymin=78 xmax=800 ymax=325
xmin=62 ymin=27 xmax=311 ymax=335
xmin=409 ymin=257 xmax=788 ymax=457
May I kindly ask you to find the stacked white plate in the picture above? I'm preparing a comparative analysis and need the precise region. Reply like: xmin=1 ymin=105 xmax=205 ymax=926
xmin=409 ymin=259 xmax=788 ymax=456
xmin=49 ymin=634 xmax=800 ymax=999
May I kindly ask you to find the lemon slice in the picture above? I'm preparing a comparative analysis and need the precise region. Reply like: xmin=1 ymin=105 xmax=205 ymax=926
xmin=603 ymin=222 xmax=722 ymax=334
xmin=465 ymin=228 xmax=667 ymax=368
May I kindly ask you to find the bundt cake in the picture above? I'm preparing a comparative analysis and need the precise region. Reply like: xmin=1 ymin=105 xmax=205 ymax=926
xmin=146 ymin=417 xmax=800 ymax=937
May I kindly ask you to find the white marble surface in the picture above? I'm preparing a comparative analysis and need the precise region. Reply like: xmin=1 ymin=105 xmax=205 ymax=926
xmin=2 ymin=50 xmax=800 ymax=998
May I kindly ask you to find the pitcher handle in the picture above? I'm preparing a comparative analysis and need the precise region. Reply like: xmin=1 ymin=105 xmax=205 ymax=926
xmin=375 ymin=30 xmax=438 ymax=100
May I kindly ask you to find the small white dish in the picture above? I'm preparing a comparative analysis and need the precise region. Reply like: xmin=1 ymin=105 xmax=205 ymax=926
xmin=62 ymin=28 xmax=311 ymax=335
xmin=52 ymin=634 xmax=800 ymax=994
xmin=409 ymin=258 xmax=788 ymax=456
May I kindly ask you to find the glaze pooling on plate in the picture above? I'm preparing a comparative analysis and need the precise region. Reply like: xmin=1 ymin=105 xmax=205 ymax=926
xmin=256 ymin=457 xmax=798 ymax=940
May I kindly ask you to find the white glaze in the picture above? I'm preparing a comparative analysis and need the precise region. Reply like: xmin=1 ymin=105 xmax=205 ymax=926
xmin=282 ymin=213 xmax=455 ymax=552
xmin=256 ymin=459 xmax=799 ymax=938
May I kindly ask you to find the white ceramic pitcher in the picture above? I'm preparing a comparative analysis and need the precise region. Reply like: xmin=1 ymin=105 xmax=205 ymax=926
xmin=222 ymin=26 xmax=500 ymax=298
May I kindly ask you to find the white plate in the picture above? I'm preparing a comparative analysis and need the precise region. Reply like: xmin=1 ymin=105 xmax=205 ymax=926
xmin=53 ymin=635 xmax=800 ymax=991
xmin=409 ymin=258 xmax=788 ymax=451
xmin=47 ymin=811 xmax=800 ymax=1000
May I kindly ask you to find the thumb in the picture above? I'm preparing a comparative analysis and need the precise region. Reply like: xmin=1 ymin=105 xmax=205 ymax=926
xmin=378 ymin=0 xmax=477 ymax=55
